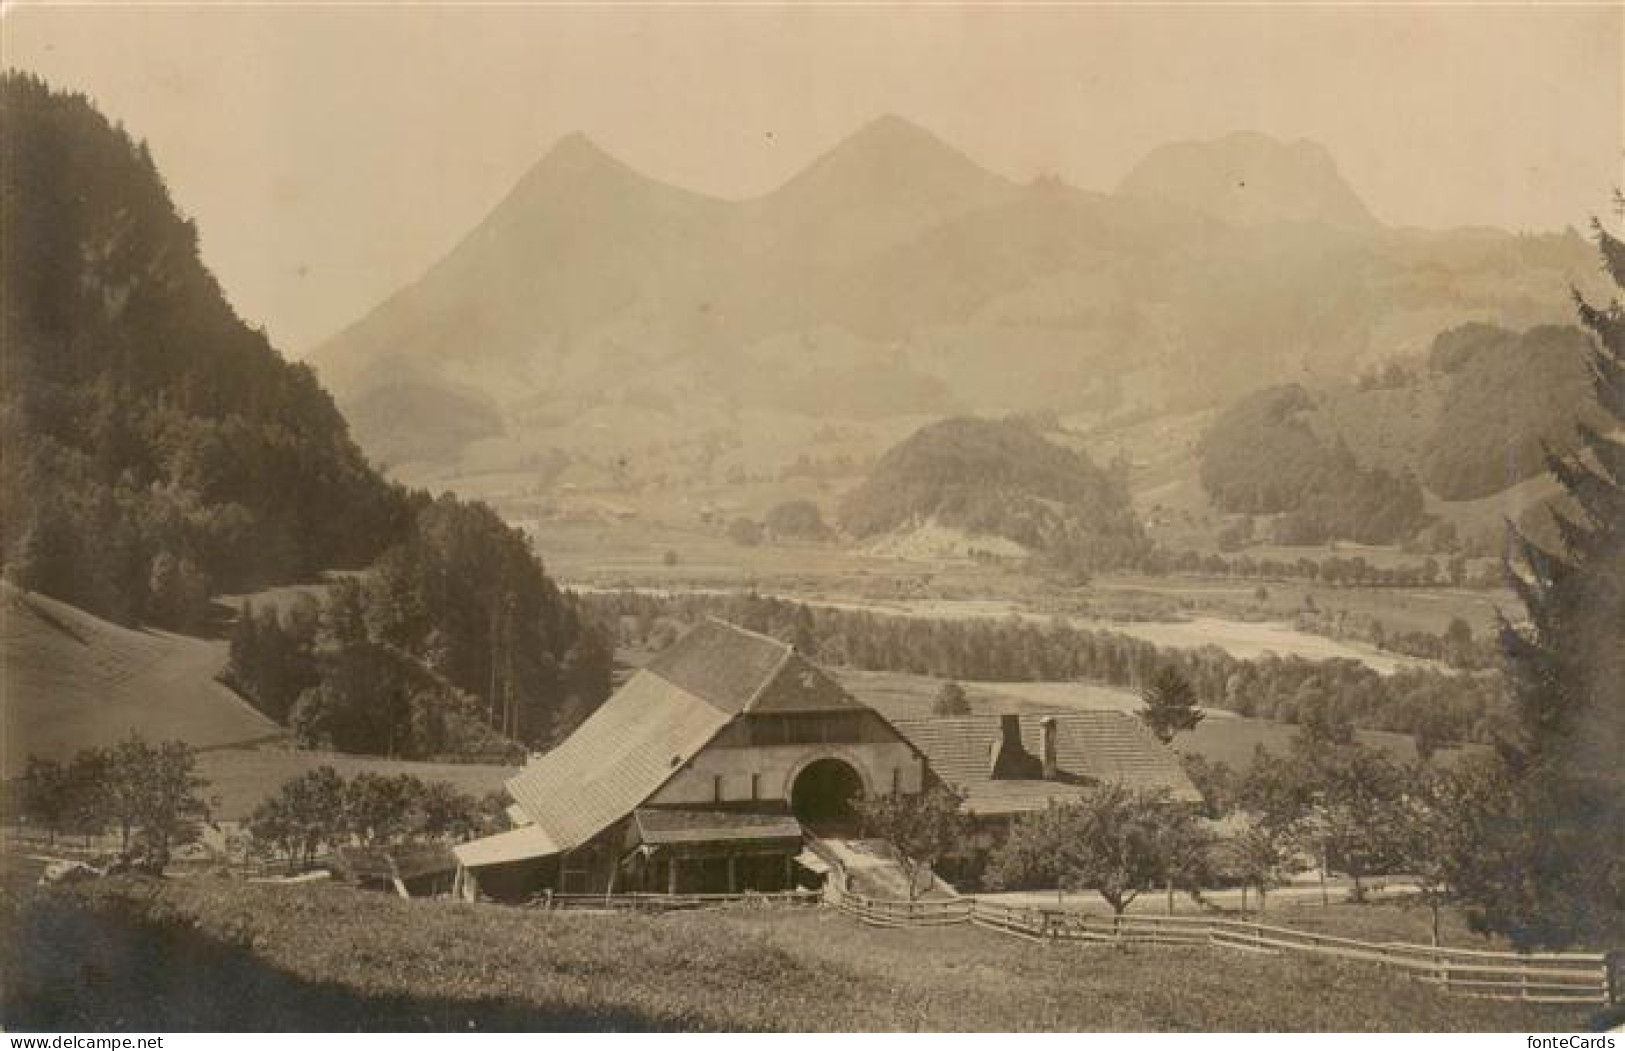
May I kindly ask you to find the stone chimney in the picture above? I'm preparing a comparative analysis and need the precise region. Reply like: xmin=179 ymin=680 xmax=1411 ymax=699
xmin=1039 ymin=716 xmax=1058 ymax=780
xmin=991 ymin=714 xmax=1041 ymax=780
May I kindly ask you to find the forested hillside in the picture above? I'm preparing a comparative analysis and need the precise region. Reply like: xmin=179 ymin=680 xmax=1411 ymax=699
xmin=0 ymin=73 xmax=408 ymax=628
xmin=839 ymin=417 xmax=1149 ymax=571
xmin=1419 ymin=323 xmax=1598 ymax=500
xmin=1 ymin=75 xmax=613 ymax=757
xmin=1197 ymin=385 xmax=1429 ymax=544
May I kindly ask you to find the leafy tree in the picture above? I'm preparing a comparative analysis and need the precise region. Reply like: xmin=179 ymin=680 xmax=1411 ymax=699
xmin=1476 ymin=216 xmax=1625 ymax=948
xmin=1243 ymin=730 xmax=1408 ymax=903
xmin=1150 ymin=804 xmax=1215 ymax=914
xmin=415 ymin=781 xmax=484 ymax=841
xmin=343 ymin=773 xmax=422 ymax=846
xmin=19 ymin=757 xmax=70 ymax=844
xmin=1138 ymin=665 xmax=1204 ymax=744
xmin=988 ymin=785 xmax=1191 ymax=917
xmin=764 ymin=499 xmax=831 ymax=541
xmin=1391 ymin=761 xmax=1483 ymax=947
xmin=1299 ymin=741 xmax=1409 ymax=902
xmin=727 ymin=517 xmax=764 ymax=547
xmin=854 ymin=785 xmax=970 ymax=900
xmin=60 ymin=748 xmax=112 ymax=845
xmin=248 ymin=766 xmax=347 ymax=870
xmin=1225 ymin=817 xmax=1298 ymax=913
xmin=932 ymin=680 xmax=971 ymax=716
xmin=88 ymin=736 xmax=211 ymax=870
xmin=1180 ymin=754 xmax=1239 ymax=819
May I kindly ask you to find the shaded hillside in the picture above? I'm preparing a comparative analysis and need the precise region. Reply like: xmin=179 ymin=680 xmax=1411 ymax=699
xmin=0 ymin=73 xmax=408 ymax=627
xmin=0 ymin=583 xmax=282 ymax=773
xmin=1294 ymin=321 xmax=1599 ymax=527
xmin=1197 ymin=385 xmax=1429 ymax=544
xmin=839 ymin=417 xmax=1148 ymax=571
xmin=1418 ymin=323 xmax=1598 ymax=500
xmin=0 ymin=76 xmax=613 ymax=762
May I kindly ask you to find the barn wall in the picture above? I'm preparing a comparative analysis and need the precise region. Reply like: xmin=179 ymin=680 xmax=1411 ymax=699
xmin=647 ymin=740 xmax=924 ymax=807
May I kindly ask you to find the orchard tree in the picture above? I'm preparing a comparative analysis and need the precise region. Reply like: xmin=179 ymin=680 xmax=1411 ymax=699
xmin=1302 ymin=741 xmax=1409 ymax=902
xmin=854 ymin=785 xmax=969 ymax=900
xmin=248 ymin=765 xmax=348 ymax=870
xmin=1226 ymin=817 xmax=1298 ymax=913
xmin=988 ymin=785 xmax=1192 ymax=918
xmin=343 ymin=773 xmax=423 ymax=846
xmin=19 ymin=757 xmax=70 ymax=844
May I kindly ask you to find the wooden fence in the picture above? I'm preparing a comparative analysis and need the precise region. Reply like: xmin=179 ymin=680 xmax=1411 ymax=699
xmin=536 ymin=890 xmax=823 ymax=913
xmin=835 ymin=889 xmax=1620 ymax=1006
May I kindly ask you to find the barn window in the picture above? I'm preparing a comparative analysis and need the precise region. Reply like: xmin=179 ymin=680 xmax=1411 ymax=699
xmin=713 ymin=774 xmax=725 ymax=803
xmin=892 ymin=767 xmax=901 ymax=796
xmin=750 ymin=773 xmax=761 ymax=801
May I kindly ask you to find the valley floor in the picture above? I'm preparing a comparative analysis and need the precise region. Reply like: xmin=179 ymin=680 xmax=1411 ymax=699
xmin=0 ymin=873 xmax=1601 ymax=1032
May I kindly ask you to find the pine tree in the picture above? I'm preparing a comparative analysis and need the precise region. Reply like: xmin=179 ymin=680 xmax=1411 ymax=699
xmin=1138 ymin=665 xmax=1204 ymax=744
xmin=1480 ymin=212 xmax=1625 ymax=947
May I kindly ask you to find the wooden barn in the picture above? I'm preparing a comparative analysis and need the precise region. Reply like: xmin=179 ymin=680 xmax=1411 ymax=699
xmin=452 ymin=618 xmax=1200 ymax=902
xmin=452 ymin=619 xmax=927 ymax=901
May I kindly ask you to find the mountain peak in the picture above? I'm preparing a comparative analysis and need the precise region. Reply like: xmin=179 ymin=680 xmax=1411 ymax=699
xmin=808 ymin=113 xmax=995 ymax=180
xmin=847 ymin=112 xmax=942 ymax=147
xmin=1117 ymin=130 xmax=1377 ymax=230
xmin=531 ymin=131 xmax=626 ymax=176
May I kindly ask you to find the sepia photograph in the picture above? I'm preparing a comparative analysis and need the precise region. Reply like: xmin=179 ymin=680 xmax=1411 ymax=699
xmin=0 ymin=1 xmax=1621 ymax=1035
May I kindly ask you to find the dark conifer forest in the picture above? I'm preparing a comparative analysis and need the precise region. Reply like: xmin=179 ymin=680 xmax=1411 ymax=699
xmin=1 ymin=74 xmax=613 ymax=756
xmin=1 ymin=73 xmax=407 ymax=626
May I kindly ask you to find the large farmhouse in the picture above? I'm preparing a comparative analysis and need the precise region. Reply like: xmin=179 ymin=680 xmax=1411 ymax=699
xmin=452 ymin=618 xmax=1197 ymax=901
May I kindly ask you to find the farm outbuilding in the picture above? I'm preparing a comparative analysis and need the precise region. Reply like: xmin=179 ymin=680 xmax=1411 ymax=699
xmin=452 ymin=618 xmax=1199 ymax=902
xmin=453 ymin=619 xmax=926 ymax=901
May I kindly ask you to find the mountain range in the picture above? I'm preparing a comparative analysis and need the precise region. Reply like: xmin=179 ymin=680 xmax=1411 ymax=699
xmin=309 ymin=116 xmax=1600 ymax=513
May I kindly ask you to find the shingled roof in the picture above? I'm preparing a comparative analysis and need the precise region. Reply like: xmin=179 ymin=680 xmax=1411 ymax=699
xmin=890 ymin=710 xmax=1202 ymax=815
xmin=503 ymin=619 xmax=861 ymax=856
xmin=632 ymin=809 xmax=803 ymax=847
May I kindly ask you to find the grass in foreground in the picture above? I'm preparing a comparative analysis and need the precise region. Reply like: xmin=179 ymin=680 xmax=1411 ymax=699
xmin=1 ymin=877 xmax=1601 ymax=1032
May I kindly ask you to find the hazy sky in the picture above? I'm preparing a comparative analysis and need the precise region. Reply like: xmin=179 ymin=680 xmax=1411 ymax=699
xmin=5 ymin=4 xmax=1621 ymax=354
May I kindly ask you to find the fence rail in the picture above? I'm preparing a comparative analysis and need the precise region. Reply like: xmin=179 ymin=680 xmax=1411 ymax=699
xmin=537 ymin=890 xmax=822 ymax=913
xmin=833 ymin=889 xmax=1618 ymax=1006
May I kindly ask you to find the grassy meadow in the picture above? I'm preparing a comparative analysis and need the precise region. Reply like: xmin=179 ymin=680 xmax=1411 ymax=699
xmin=1 ymin=876 xmax=1600 ymax=1032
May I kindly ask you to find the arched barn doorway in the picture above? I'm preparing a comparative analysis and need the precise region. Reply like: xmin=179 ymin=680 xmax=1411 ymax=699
xmin=791 ymin=757 xmax=864 ymax=831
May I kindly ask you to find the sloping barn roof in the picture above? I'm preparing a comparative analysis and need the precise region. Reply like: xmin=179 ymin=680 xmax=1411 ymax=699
xmin=504 ymin=619 xmax=864 ymax=853
xmin=642 ymin=618 xmax=791 ymax=713
xmin=891 ymin=709 xmax=1202 ymax=814
xmin=506 ymin=670 xmax=732 ymax=852
xmin=452 ymin=824 xmax=561 ymax=868
xmin=632 ymin=808 xmax=803 ymax=846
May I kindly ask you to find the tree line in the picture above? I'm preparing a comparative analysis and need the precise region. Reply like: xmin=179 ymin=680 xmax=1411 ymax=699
xmin=246 ymin=767 xmax=506 ymax=871
xmin=226 ymin=495 xmax=616 ymax=758
xmin=17 ymin=736 xmax=211 ymax=872
xmin=584 ymin=589 xmax=1509 ymax=748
